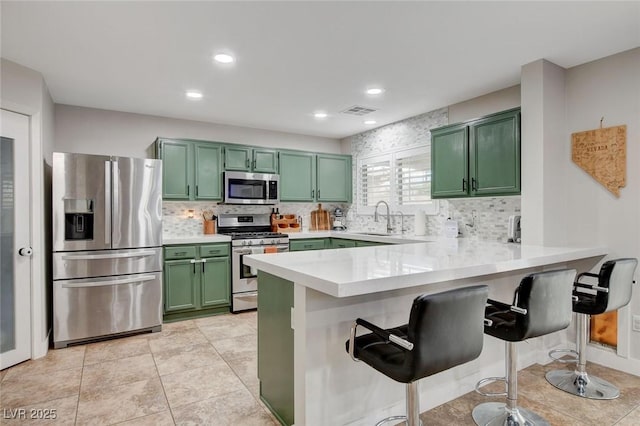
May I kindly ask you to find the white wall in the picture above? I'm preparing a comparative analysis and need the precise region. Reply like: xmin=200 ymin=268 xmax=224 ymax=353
xmin=54 ymin=104 xmax=341 ymax=158
xmin=564 ymin=48 xmax=640 ymax=360
xmin=448 ymin=84 xmax=521 ymax=123
xmin=1 ymin=58 xmax=54 ymax=358
xmin=521 ymin=48 xmax=640 ymax=367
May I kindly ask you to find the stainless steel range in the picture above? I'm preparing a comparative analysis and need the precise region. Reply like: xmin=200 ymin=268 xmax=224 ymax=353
xmin=217 ymin=214 xmax=289 ymax=312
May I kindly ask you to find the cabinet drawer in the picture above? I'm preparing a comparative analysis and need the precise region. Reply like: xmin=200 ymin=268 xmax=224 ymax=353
xmin=164 ymin=246 xmax=197 ymax=260
xmin=331 ymin=238 xmax=356 ymax=249
xmin=290 ymin=239 xmax=326 ymax=251
xmin=199 ymin=244 xmax=230 ymax=258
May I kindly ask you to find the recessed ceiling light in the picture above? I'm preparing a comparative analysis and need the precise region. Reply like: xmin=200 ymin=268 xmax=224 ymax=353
xmin=364 ymin=120 xmax=377 ymax=125
xmin=314 ymin=112 xmax=328 ymax=119
xmin=366 ymin=88 xmax=384 ymax=95
xmin=185 ymin=90 xmax=203 ymax=100
xmin=213 ymin=53 xmax=235 ymax=64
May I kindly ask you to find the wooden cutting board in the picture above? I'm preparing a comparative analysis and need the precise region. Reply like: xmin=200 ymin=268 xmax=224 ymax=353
xmin=310 ymin=203 xmax=330 ymax=231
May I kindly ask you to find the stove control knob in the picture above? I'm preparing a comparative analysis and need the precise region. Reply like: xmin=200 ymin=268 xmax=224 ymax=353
xmin=270 ymin=239 xmax=276 ymax=245
xmin=247 ymin=240 xmax=253 ymax=246
xmin=260 ymin=240 xmax=265 ymax=245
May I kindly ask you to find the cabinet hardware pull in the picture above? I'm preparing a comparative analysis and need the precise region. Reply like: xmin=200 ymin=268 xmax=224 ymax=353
xmin=472 ymin=178 xmax=477 ymax=191
xmin=193 ymin=262 xmax=196 ymax=274
xmin=202 ymin=262 xmax=205 ymax=273
xmin=462 ymin=178 xmax=467 ymax=191
xmin=318 ymin=190 xmax=320 ymax=198
xmin=246 ymin=158 xmax=250 ymax=168
xmin=252 ymin=160 xmax=256 ymax=169
xmin=187 ymin=185 xmax=190 ymax=196
xmin=311 ymin=189 xmax=315 ymax=198
xmin=196 ymin=185 xmax=199 ymax=196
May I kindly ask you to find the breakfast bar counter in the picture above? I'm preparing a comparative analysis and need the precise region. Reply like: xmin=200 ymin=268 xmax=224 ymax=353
xmin=245 ymin=240 xmax=606 ymax=425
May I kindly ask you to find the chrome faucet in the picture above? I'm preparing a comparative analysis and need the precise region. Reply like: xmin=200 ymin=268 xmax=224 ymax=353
xmin=374 ymin=201 xmax=393 ymax=233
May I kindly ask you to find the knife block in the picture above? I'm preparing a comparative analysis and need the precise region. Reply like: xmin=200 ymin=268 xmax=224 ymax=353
xmin=203 ymin=219 xmax=216 ymax=234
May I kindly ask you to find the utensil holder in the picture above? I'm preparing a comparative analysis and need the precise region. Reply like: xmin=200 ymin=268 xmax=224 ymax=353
xmin=203 ymin=219 xmax=216 ymax=234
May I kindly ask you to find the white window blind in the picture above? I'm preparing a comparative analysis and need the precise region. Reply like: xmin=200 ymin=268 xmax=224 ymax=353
xmin=395 ymin=149 xmax=431 ymax=206
xmin=359 ymin=157 xmax=391 ymax=207
xmin=357 ymin=146 xmax=438 ymax=215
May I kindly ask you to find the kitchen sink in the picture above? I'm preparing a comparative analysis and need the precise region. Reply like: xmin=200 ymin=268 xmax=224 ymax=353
xmin=353 ymin=232 xmax=401 ymax=237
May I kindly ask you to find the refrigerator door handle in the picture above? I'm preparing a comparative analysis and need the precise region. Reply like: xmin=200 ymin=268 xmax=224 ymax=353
xmin=60 ymin=274 xmax=157 ymax=288
xmin=104 ymin=160 xmax=111 ymax=245
xmin=61 ymin=250 xmax=157 ymax=261
xmin=111 ymin=160 xmax=120 ymax=244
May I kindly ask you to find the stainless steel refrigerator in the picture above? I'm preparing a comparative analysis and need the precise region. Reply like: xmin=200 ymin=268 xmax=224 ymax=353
xmin=52 ymin=152 xmax=163 ymax=348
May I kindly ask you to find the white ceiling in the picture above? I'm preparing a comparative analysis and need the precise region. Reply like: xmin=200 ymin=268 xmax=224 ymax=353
xmin=2 ymin=1 xmax=639 ymax=139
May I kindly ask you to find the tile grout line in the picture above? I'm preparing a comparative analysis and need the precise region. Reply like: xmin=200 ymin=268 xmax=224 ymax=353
xmin=74 ymin=346 xmax=87 ymax=425
xmin=147 ymin=337 xmax=177 ymax=426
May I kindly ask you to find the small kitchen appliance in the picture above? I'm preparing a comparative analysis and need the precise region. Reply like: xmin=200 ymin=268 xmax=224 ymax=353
xmin=332 ymin=207 xmax=347 ymax=231
xmin=217 ymin=214 xmax=289 ymax=312
xmin=223 ymin=171 xmax=279 ymax=205
xmin=508 ymin=215 xmax=522 ymax=243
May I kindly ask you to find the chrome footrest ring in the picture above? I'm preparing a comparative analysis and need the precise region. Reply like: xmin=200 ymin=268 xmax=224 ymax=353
xmin=548 ymin=348 xmax=578 ymax=363
xmin=475 ymin=376 xmax=507 ymax=397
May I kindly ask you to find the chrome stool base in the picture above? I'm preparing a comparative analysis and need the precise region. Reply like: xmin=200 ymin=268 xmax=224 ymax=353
xmin=545 ymin=369 xmax=619 ymax=400
xmin=472 ymin=402 xmax=549 ymax=426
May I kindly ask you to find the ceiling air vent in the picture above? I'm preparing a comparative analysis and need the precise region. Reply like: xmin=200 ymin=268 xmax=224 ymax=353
xmin=340 ymin=105 xmax=377 ymax=116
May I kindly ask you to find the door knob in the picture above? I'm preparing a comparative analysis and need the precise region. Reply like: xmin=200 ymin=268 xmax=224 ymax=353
xmin=18 ymin=247 xmax=33 ymax=257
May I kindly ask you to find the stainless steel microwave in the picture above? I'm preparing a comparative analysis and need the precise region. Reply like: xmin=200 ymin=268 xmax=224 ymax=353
xmin=223 ymin=171 xmax=279 ymax=204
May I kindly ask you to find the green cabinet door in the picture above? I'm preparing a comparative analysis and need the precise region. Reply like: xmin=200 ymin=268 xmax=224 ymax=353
xmin=279 ymin=151 xmax=316 ymax=202
xmin=469 ymin=110 xmax=521 ymax=196
xmin=431 ymin=124 xmax=469 ymax=198
xmin=164 ymin=259 xmax=197 ymax=312
xmin=289 ymin=238 xmax=326 ymax=251
xmin=194 ymin=143 xmax=223 ymax=200
xmin=316 ymin=154 xmax=352 ymax=202
xmin=253 ymin=149 xmax=278 ymax=173
xmin=159 ymin=140 xmax=192 ymax=199
xmin=225 ymin=146 xmax=252 ymax=171
xmin=201 ymin=257 xmax=230 ymax=308
xmin=330 ymin=238 xmax=356 ymax=249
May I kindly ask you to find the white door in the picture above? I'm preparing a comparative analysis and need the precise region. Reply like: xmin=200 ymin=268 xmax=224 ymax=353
xmin=0 ymin=109 xmax=31 ymax=369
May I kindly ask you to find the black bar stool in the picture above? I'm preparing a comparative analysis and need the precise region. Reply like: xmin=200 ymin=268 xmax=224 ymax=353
xmin=472 ymin=269 xmax=576 ymax=426
xmin=546 ymin=258 xmax=637 ymax=399
xmin=345 ymin=285 xmax=489 ymax=426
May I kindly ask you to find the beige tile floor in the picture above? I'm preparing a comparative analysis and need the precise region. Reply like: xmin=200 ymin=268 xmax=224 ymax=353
xmin=1 ymin=311 xmax=639 ymax=425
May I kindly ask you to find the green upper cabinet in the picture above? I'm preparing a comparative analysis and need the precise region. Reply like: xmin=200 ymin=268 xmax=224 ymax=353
xmin=156 ymin=138 xmax=223 ymax=201
xmin=253 ymin=149 xmax=278 ymax=173
xmin=280 ymin=150 xmax=352 ymax=203
xmin=224 ymin=146 xmax=251 ymax=171
xmin=316 ymin=154 xmax=352 ymax=202
xmin=158 ymin=139 xmax=191 ymax=199
xmin=194 ymin=143 xmax=222 ymax=200
xmin=431 ymin=124 xmax=469 ymax=198
xmin=431 ymin=108 xmax=521 ymax=199
xmin=224 ymin=146 xmax=278 ymax=173
xmin=279 ymin=151 xmax=316 ymax=202
xmin=469 ymin=110 xmax=520 ymax=195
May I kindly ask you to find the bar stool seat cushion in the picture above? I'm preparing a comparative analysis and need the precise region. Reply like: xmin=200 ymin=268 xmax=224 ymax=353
xmin=484 ymin=269 xmax=576 ymax=342
xmin=346 ymin=286 xmax=489 ymax=384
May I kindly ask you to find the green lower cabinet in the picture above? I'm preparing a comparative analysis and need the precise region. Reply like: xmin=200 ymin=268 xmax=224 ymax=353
xmin=330 ymin=238 xmax=356 ymax=249
xmin=257 ymin=271 xmax=294 ymax=426
xmin=289 ymin=238 xmax=327 ymax=251
xmin=355 ymin=240 xmax=386 ymax=247
xmin=164 ymin=260 xmax=197 ymax=312
xmin=163 ymin=244 xmax=231 ymax=322
xmin=201 ymin=257 xmax=231 ymax=307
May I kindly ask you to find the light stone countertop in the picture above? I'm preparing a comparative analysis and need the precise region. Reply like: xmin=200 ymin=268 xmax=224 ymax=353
xmin=163 ymin=235 xmax=231 ymax=245
xmin=244 ymin=239 xmax=607 ymax=298
xmin=287 ymin=230 xmax=438 ymax=244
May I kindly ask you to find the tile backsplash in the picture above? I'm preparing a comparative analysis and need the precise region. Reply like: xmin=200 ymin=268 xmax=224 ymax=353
xmin=162 ymin=201 xmax=348 ymax=238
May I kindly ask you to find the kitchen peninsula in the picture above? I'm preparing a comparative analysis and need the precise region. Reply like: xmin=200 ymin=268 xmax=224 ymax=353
xmin=245 ymin=239 xmax=606 ymax=426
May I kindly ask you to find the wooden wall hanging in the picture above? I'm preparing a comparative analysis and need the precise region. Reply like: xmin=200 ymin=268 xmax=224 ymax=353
xmin=571 ymin=122 xmax=626 ymax=197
